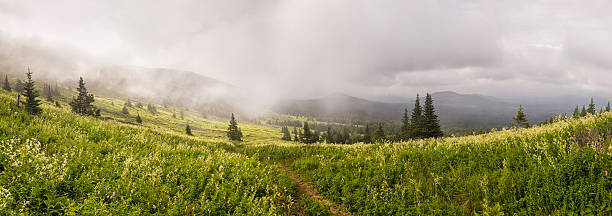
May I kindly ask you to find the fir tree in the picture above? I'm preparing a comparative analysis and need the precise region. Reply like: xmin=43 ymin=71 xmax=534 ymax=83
xmin=3 ymin=74 xmax=11 ymax=91
xmin=69 ymin=77 xmax=96 ymax=116
xmin=400 ymin=108 xmax=410 ymax=140
xmin=587 ymin=97 xmax=596 ymax=115
xmin=23 ymin=68 xmax=41 ymax=115
xmin=185 ymin=124 xmax=193 ymax=136
xmin=580 ymin=105 xmax=587 ymax=117
xmin=294 ymin=127 xmax=299 ymax=142
xmin=409 ymin=94 xmax=423 ymax=138
xmin=281 ymin=126 xmax=292 ymax=141
xmin=227 ymin=113 xmax=242 ymax=141
xmin=606 ymin=102 xmax=611 ymax=112
xmin=172 ymin=112 xmax=177 ymax=118
xmin=136 ymin=113 xmax=142 ymax=124
xmin=572 ymin=106 xmax=580 ymax=119
xmin=422 ymin=93 xmax=443 ymax=138
xmin=363 ymin=124 xmax=372 ymax=144
xmin=15 ymin=80 xmax=24 ymax=93
xmin=302 ymin=122 xmax=313 ymax=144
xmin=122 ymin=105 xmax=129 ymax=115
xmin=180 ymin=111 xmax=184 ymax=120
xmin=126 ymin=99 xmax=133 ymax=107
xmin=512 ymin=105 xmax=530 ymax=128
xmin=375 ymin=123 xmax=385 ymax=142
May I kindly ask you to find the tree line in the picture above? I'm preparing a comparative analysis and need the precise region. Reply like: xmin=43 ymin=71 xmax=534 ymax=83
xmin=282 ymin=93 xmax=444 ymax=144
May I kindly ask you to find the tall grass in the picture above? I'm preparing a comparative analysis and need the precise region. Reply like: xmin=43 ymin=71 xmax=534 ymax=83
xmin=246 ymin=113 xmax=612 ymax=215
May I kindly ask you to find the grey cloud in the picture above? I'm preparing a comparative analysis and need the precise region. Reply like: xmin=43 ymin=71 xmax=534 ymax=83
xmin=0 ymin=0 xmax=610 ymax=101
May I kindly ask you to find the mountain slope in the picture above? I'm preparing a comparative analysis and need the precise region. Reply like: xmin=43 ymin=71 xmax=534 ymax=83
xmin=274 ymin=91 xmax=537 ymax=128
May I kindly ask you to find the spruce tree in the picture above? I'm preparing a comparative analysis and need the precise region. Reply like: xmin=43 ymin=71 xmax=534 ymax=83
xmin=422 ymin=93 xmax=443 ymax=138
xmin=122 ymin=105 xmax=129 ymax=115
xmin=186 ymin=124 xmax=193 ymax=136
xmin=580 ymin=105 xmax=587 ymax=117
xmin=227 ymin=113 xmax=242 ymax=141
xmin=302 ymin=122 xmax=312 ymax=144
xmin=281 ymin=126 xmax=292 ymax=141
xmin=512 ymin=105 xmax=530 ymax=128
xmin=126 ymin=99 xmax=132 ymax=107
xmin=572 ymin=106 xmax=580 ymax=119
xmin=409 ymin=94 xmax=423 ymax=138
xmin=363 ymin=124 xmax=372 ymax=144
xmin=375 ymin=123 xmax=385 ymax=142
xmin=23 ymin=68 xmax=41 ymax=115
xmin=294 ymin=127 xmax=299 ymax=142
xmin=3 ymin=74 xmax=11 ymax=91
xmin=606 ymin=102 xmax=611 ymax=112
xmin=136 ymin=113 xmax=142 ymax=124
xmin=400 ymin=108 xmax=410 ymax=140
xmin=587 ymin=97 xmax=596 ymax=115
xmin=15 ymin=80 xmax=24 ymax=93
xmin=69 ymin=77 xmax=96 ymax=116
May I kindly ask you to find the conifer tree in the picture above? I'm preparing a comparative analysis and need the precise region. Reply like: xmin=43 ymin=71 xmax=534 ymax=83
xmin=572 ymin=106 xmax=580 ymax=119
xmin=172 ymin=112 xmax=176 ymax=118
xmin=281 ymin=126 xmax=292 ymax=141
xmin=126 ymin=99 xmax=132 ymax=107
xmin=363 ymin=124 xmax=372 ymax=144
xmin=512 ymin=105 xmax=530 ymax=128
xmin=375 ymin=123 xmax=385 ymax=142
xmin=186 ymin=124 xmax=193 ymax=136
xmin=180 ymin=111 xmax=184 ymax=120
xmin=400 ymin=108 xmax=410 ymax=140
xmin=587 ymin=97 xmax=596 ymax=115
xmin=136 ymin=113 xmax=142 ymax=124
xmin=122 ymin=105 xmax=129 ymax=115
xmin=294 ymin=127 xmax=299 ymax=142
xmin=15 ymin=80 xmax=24 ymax=93
xmin=606 ymin=102 xmax=611 ymax=112
xmin=3 ymin=74 xmax=11 ymax=91
xmin=44 ymin=84 xmax=54 ymax=102
xmin=600 ymin=108 xmax=603 ymax=114
xmin=422 ymin=93 xmax=443 ymax=138
xmin=302 ymin=122 xmax=313 ymax=144
xmin=580 ymin=105 xmax=587 ymax=117
xmin=23 ymin=68 xmax=41 ymax=115
xmin=409 ymin=94 xmax=423 ymax=138
xmin=227 ymin=113 xmax=242 ymax=141
xmin=70 ymin=77 xmax=96 ymax=116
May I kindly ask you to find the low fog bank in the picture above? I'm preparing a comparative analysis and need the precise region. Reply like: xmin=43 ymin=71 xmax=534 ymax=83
xmin=0 ymin=35 xmax=271 ymax=119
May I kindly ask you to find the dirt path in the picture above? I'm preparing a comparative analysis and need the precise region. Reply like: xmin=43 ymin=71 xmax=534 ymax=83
xmin=278 ymin=166 xmax=353 ymax=216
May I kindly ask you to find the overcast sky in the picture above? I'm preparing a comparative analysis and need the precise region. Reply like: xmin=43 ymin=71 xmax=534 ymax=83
xmin=1 ymin=0 xmax=611 ymax=101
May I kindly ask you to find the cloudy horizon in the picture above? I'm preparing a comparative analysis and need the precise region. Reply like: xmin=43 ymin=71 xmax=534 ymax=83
xmin=1 ymin=0 xmax=611 ymax=102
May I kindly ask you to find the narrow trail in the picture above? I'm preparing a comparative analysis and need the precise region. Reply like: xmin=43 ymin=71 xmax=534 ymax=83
xmin=277 ymin=165 xmax=353 ymax=216
xmin=230 ymin=144 xmax=352 ymax=216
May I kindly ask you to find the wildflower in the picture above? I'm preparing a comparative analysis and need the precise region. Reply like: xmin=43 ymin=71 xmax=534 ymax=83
xmin=153 ymin=204 xmax=156 ymax=209
xmin=84 ymin=199 xmax=86 ymax=204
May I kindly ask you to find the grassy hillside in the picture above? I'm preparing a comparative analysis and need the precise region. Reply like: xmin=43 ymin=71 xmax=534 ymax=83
xmin=245 ymin=114 xmax=612 ymax=215
xmin=1 ymin=87 xmax=610 ymax=215
xmin=0 ymin=90 xmax=305 ymax=215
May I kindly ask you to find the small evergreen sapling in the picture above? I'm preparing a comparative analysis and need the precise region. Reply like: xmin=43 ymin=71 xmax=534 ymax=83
xmin=227 ymin=113 xmax=242 ymax=141
xmin=186 ymin=124 xmax=193 ymax=135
